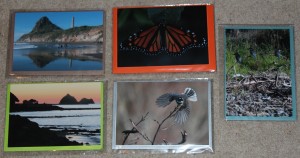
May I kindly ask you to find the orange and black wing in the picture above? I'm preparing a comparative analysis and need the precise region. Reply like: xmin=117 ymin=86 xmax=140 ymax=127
xmin=165 ymin=25 xmax=198 ymax=55
xmin=120 ymin=25 xmax=163 ymax=55
xmin=120 ymin=24 xmax=206 ymax=55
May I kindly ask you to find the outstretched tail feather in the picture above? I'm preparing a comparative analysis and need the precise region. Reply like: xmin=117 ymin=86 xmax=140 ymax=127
xmin=183 ymin=88 xmax=197 ymax=102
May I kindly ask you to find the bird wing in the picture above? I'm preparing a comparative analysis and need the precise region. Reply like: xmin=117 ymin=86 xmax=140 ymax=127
xmin=183 ymin=88 xmax=197 ymax=102
xmin=174 ymin=103 xmax=190 ymax=124
xmin=156 ymin=93 xmax=180 ymax=107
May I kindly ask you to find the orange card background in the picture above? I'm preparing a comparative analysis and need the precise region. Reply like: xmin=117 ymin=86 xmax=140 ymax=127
xmin=113 ymin=5 xmax=216 ymax=74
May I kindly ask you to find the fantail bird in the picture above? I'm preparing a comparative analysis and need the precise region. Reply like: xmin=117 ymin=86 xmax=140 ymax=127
xmin=155 ymin=88 xmax=197 ymax=125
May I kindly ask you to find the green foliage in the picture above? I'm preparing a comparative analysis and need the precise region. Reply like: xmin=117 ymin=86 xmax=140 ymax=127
xmin=226 ymin=31 xmax=291 ymax=76
xmin=118 ymin=9 xmax=154 ymax=30
xmin=64 ymin=26 xmax=96 ymax=35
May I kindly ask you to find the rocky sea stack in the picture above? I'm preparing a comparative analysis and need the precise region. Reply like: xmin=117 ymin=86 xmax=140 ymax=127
xmin=59 ymin=94 xmax=78 ymax=104
xmin=79 ymin=98 xmax=95 ymax=104
xmin=59 ymin=94 xmax=94 ymax=105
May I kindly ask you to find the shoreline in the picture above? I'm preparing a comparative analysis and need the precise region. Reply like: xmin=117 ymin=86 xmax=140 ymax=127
xmin=14 ymin=41 xmax=103 ymax=45
xmin=10 ymin=104 xmax=64 ymax=112
xmin=8 ymin=115 xmax=82 ymax=147
xmin=10 ymin=103 xmax=101 ymax=112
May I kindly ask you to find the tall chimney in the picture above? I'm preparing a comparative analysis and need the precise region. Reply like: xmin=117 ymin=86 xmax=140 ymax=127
xmin=72 ymin=16 xmax=74 ymax=28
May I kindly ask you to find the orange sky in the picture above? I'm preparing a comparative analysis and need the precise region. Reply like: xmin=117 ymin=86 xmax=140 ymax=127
xmin=10 ymin=82 xmax=102 ymax=104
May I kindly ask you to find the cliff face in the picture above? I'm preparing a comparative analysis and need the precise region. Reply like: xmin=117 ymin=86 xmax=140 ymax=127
xmin=17 ymin=16 xmax=103 ymax=43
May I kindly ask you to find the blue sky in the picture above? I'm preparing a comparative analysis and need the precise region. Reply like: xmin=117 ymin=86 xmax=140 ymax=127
xmin=14 ymin=11 xmax=103 ymax=41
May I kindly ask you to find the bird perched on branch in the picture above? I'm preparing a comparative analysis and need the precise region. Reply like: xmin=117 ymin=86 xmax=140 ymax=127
xmin=155 ymin=88 xmax=197 ymax=124
xmin=234 ymin=52 xmax=242 ymax=64
xmin=274 ymin=49 xmax=282 ymax=59
xmin=249 ymin=47 xmax=257 ymax=59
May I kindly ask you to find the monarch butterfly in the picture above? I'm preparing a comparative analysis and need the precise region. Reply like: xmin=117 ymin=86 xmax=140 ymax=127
xmin=120 ymin=23 xmax=207 ymax=55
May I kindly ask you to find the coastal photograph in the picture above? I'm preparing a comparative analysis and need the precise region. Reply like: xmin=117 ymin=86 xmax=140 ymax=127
xmin=113 ymin=80 xmax=212 ymax=152
xmin=9 ymin=11 xmax=104 ymax=75
xmin=224 ymin=26 xmax=296 ymax=120
xmin=4 ymin=82 xmax=104 ymax=151
xmin=113 ymin=5 xmax=216 ymax=73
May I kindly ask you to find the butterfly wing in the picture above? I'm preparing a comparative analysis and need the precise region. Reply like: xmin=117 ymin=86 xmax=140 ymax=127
xmin=165 ymin=25 xmax=198 ymax=54
xmin=120 ymin=23 xmax=206 ymax=55
xmin=120 ymin=25 xmax=162 ymax=55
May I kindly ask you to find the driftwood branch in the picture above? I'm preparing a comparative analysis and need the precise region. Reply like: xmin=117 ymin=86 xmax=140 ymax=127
xmin=226 ymin=71 xmax=293 ymax=117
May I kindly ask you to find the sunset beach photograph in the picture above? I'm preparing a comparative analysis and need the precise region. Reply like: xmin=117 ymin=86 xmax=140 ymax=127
xmin=4 ymin=82 xmax=104 ymax=151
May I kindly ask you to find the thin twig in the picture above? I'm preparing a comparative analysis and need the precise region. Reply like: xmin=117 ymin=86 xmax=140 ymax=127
xmin=122 ymin=112 xmax=149 ymax=145
xmin=275 ymin=70 xmax=279 ymax=87
xmin=177 ymin=130 xmax=187 ymax=144
xmin=130 ymin=119 xmax=152 ymax=143
xmin=151 ymin=106 xmax=179 ymax=145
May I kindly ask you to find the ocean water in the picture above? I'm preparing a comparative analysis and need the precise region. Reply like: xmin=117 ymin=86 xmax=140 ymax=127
xmin=10 ymin=104 xmax=101 ymax=145
xmin=13 ymin=43 xmax=103 ymax=71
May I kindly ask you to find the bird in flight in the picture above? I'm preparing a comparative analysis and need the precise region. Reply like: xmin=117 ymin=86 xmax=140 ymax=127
xmin=155 ymin=88 xmax=197 ymax=124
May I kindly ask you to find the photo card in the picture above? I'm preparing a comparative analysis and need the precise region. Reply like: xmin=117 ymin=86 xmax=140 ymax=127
xmin=224 ymin=26 xmax=296 ymax=121
xmin=7 ymin=10 xmax=105 ymax=76
xmin=112 ymin=4 xmax=216 ymax=73
xmin=112 ymin=79 xmax=212 ymax=153
xmin=4 ymin=82 xmax=104 ymax=151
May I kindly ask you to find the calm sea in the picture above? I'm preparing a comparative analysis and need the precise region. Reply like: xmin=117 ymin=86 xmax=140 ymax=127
xmin=10 ymin=104 xmax=101 ymax=145
xmin=13 ymin=43 xmax=103 ymax=71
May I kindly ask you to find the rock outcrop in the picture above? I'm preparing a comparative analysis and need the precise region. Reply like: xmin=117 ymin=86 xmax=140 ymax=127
xmin=78 ymin=98 xmax=95 ymax=104
xmin=30 ymin=16 xmax=62 ymax=34
xmin=59 ymin=94 xmax=95 ymax=105
xmin=59 ymin=94 xmax=78 ymax=105
xmin=17 ymin=16 xmax=103 ymax=43
xmin=8 ymin=115 xmax=81 ymax=147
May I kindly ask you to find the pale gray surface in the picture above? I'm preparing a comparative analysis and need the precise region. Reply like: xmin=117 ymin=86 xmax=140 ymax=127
xmin=0 ymin=0 xmax=299 ymax=157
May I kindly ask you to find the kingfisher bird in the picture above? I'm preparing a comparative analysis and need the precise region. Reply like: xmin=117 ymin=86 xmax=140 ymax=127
xmin=155 ymin=88 xmax=197 ymax=125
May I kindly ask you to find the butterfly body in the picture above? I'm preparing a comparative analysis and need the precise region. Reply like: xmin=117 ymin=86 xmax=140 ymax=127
xmin=120 ymin=24 xmax=207 ymax=56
